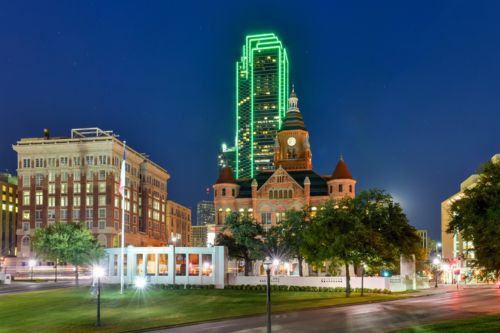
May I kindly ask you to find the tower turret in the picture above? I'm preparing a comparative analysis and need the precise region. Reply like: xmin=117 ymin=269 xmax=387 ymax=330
xmin=327 ymin=156 xmax=356 ymax=200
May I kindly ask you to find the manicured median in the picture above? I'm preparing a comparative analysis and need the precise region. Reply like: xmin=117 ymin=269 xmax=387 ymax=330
xmin=392 ymin=315 xmax=500 ymax=333
xmin=0 ymin=285 xmax=403 ymax=333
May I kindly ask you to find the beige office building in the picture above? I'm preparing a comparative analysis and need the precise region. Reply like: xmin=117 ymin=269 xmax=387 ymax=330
xmin=0 ymin=173 xmax=18 ymax=257
xmin=441 ymin=154 xmax=499 ymax=262
xmin=166 ymin=200 xmax=192 ymax=247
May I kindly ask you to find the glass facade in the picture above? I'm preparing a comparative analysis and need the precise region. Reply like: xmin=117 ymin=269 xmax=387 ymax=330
xmin=236 ymin=33 xmax=289 ymax=178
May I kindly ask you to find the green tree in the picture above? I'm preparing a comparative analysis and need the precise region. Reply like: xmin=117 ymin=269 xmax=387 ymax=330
xmin=448 ymin=160 xmax=500 ymax=279
xmin=302 ymin=199 xmax=364 ymax=297
xmin=32 ymin=223 xmax=105 ymax=283
xmin=278 ymin=209 xmax=309 ymax=276
xmin=215 ymin=213 xmax=265 ymax=276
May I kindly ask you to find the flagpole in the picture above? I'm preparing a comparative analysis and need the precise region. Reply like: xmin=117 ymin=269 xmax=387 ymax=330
xmin=120 ymin=141 xmax=126 ymax=294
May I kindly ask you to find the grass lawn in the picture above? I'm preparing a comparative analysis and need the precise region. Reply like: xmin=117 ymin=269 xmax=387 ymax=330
xmin=392 ymin=315 xmax=500 ymax=333
xmin=0 ymin=286 xmax=403 ymax=333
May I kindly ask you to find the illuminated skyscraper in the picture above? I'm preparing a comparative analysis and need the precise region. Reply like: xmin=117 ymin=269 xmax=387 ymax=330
xmin=235 ymin=33 xmax=289 ymax=178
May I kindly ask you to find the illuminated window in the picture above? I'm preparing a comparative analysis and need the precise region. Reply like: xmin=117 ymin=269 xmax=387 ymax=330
xmin=158 ymin=254 xmax=168 ymax=276
xmin=189 ymin=254 xmax=199 ymax=276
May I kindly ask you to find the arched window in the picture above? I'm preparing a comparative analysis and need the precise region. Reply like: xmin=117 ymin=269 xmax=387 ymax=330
xmin=269 ymin=191 xmax=273 ymax=199
xmin=22 ymin=236 xmax=30 ymax=246
xmin=222 ymin=188 xmax=226 ymax=196
xmin=288 ymin=189 xmax=293 ymax=198
xmin=283 ymin=190 xmax=288 ymax=199
xmin=274 ymin=190 xmax=278 ymax=198
xmin=278 ymin=190 xmax=283 ymax=199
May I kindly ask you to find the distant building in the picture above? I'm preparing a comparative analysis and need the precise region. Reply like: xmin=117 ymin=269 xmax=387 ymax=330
xmin=166 ymin=200 xmax=192 ymax=246
xmin=192 ymin=225 xmax=208 ymax=247
xmin=214 ymin=90 xmax=356 ymax=229
xmin=441 ymin=154 xmax=499 ymax=269
xmin=12 ymin=127 xmax=171 ymax=259
xmin=417 ymin=230 xmax=428 ymax=252
xmin=235 ymin=33 xmax=289 ymax=178
xmin=196 ymin=200 xmax=214 ymax=226
xmin=0 ymin=173 xmax=18 ymax=257
xmin=217 ymin=144 xmax=236 ymax=171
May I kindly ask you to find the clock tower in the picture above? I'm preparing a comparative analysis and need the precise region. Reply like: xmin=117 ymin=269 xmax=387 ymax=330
xmin=274 ymin=87 xmax=313 ymax=171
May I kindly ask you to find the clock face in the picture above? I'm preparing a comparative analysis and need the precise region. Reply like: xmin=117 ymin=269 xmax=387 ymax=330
xmin=287 ymin=137 xmax=296 ymax=146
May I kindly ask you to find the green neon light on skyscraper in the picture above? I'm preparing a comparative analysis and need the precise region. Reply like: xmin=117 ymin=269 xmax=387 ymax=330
xmin=235 ymin=33 xmax=289 ymax=179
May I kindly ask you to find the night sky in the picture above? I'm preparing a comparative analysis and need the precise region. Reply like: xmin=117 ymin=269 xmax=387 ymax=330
xmin=1 ymin=1 xmax=499 ymax=240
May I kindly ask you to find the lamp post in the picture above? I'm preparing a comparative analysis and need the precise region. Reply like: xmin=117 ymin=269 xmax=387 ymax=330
xmin=172 ymin=236 xmax=177 ymax=286
xmin=433 ymin=258 xmax=440 ymax=288
xmin=263 ymin=257 xmax=273 ymax=333
xmin=93 ymin=265 xmax=105 ymax=327
xmin=436 ymin=242 xmax=442 ymax=258
xmin=28 ymin=259 xmax=36 ymax=281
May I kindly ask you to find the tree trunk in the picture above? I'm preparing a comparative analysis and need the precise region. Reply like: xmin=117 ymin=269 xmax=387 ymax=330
xmin=54 ymin=262 xmax=58 ymax=283
xmin=244 ymin=259 xmax=252 ymax=276
xmin=75 ymin=265 xmax=79 ymax=286
xmin=345 ymin=263 xmax=351 ymax=298
xmin=298 ymin=256 xmax=303 ymax=277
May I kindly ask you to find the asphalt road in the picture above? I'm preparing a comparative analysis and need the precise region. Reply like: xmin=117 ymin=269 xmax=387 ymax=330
xmin=147 ymin=287 xmax=500 ymax=333
xmin=0 ymin=280 xmax=77 ymax=295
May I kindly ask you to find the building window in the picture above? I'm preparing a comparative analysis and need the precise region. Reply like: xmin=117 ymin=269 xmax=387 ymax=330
xmin=23 ymin=159 xmax=31 ymax=168
xmin=60 ymin=209 xmax=68 ymax=220
xmin=23 ymin=175 xmax=30 ymax=187
xmin=85 ymin=156 xmax=94 ymax=166
xmin=48 ymin=184 xmax=55 ymax=194
xmin=222 ymin=188 xmax=226 ymax=196
xmin=176 ymin=254 xmax=186 ymax=276
xmin=158 ymin=254 xmax=168 ymax=276
xmin=48 ymin=172 xmax=56 ymax=182
xmin=231 ymin=189 xmax=235 ymax=197
xmin=23 ymin=191 xmax=30 ymax=205
xmin=261 ymin=212 xmax=272 ymax=225
xmin=60 ymin=157 xmax=68 ymax=166
xmin=329 ymin=186 xmax=332 ymax=194
xmin=98 ymin=220 xmax=106 ymax=229
xmin=86 ymin=182 xmax=93 ymax=193
xmin=35 ymin=174 xmax=44 ymax=187
xmin=86 ymin=208 xmax=93 ymax=219
xmin=74 ymin=183 xmax=81 ymax=194
xmin=98 ymin=195 xmax=106 ymax=206
xmin=189 ymin=254 xmax=199 ymax=276
xmin=349 ymin=184 xmax=353 ymax=193
xmin=73 ymin=157 xmax=81 ymax=166
xmin=339 ymin=184 xmax=343 ymax=193
xmin=23 ymin=210 xmax=30 ymax=220
xmin=146 ymin=254 xmax=156 ymax=276
xmin=35 ymin=210 xmax=42 ymax=221
xmin=61 ymin=172 xmax=68 ymax=182
xmin=98 ymin=208 xmax=106 ymax=218
xmin=35 ymin=221 xmax=43 ymax=229
xmin=74 ymin=196 xmax=81 ymax=207
xmin=275 ymin=212 xmax=285 ymax=223
xmin=98 ymin=182 xmax=106 ymax=193
xmin=73 ymin=209 xmax=80 ymax=220
xmin=22 ymin=222 xmax=30 ymax=232
xmin=98 ymin=170 xmax=106 ymax=180
xmin=61 ymin=183 xmax=68 ymax=194
xmin=86 ymin=220 xmax=93 ymax=230
xmin=74 ymin=170 xmax=81 ymax=181
xmin=35 ymin=158 xmax=44 ymax=168
xmin=35 ymin=191 xmax=43 ymax=205
xmin=48 ymin=209 xmax=56 ymax=220
xmin=48 ymin=197 xmax=55 ymax=207
xmin=86 ymin=196 xmax=93 ymax=206
xmin=61 ymin=196 xmax=68 ymax=207
xmin=136 ymin=254 xmax=144 ymax=275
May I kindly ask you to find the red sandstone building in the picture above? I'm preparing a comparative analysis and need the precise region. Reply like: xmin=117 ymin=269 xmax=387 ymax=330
xmin=13 ymin=128 xmax=191 ymax=260
xmin=214 ymin=90 xmax=356 ymax=226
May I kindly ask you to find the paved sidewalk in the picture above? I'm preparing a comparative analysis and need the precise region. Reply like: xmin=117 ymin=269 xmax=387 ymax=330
xmin=0 ymin=280 xmax=77 ymax=295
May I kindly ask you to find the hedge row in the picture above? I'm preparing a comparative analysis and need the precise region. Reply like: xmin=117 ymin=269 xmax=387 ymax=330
xmin=152 ymin=284 xmax=216 ymax=290
xmin=225 ymin=284 xmax=392 ymax=294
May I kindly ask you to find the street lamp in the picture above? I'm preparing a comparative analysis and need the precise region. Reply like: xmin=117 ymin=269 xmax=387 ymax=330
xmin=433 ymin=258 xmax=440 ymax=288
xmin=93 ymin=265 xmax=105 ymax=327
xmin=436 ymin=242 xmax=442 ymax=258
xmin=263 ymin=257 xmax=273 ymax=333
xmin=172 ymin=235 xmax=178 ymax=286
xmin=134 ymin=276 xmax=147 ymax=289
xmin=28 ymin=259 xmax=36 ymax=281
